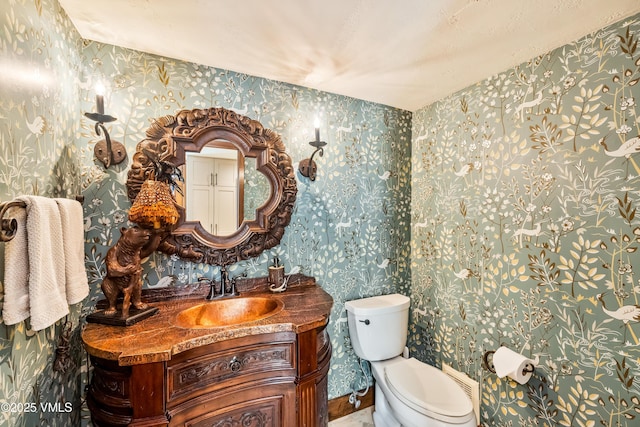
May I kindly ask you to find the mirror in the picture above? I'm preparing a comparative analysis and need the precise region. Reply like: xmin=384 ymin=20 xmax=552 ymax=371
xmin=178 ymin=144 xmax=270 ymax=236
xmin=126 ymin=107 xmax=297 ymax=266
xmin=243 ymin=156 xmax=271 ymax=221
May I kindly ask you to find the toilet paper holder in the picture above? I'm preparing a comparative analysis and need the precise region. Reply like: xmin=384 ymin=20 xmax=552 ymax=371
xmin=482 ymin=350 xmax=536 ymax=376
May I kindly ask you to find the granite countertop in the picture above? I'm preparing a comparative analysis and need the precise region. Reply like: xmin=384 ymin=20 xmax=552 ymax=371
xmin=81 ymin=275 xmax=333 ymax=366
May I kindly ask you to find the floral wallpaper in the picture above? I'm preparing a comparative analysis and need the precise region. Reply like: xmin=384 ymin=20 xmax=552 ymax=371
xmin=0 ymin=0 xmax=87 ymax=426
xmin=243 ymin=157 xmax=271 ymax=220
xmin=5 ymin=0 xmax=640 ymax=426
xmin=410 ymin=13 xmax=640 ymax=427
xmin=77 ymin=15 xmax=412 ymax=413
xmin=0 ymin=0 xmax=410 ymax=426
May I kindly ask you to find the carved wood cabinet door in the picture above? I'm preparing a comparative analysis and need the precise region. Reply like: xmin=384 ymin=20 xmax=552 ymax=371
xmin=167 ymin=383 xmax=297 ymax=426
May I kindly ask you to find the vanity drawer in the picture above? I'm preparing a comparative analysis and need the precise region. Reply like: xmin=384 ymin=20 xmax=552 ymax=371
xmin=167 ymin=334 xmax=296 ymax=404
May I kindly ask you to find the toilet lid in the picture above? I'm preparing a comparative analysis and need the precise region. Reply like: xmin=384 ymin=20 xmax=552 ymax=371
xmin=385 ymin=358 xmax=473 ymax=419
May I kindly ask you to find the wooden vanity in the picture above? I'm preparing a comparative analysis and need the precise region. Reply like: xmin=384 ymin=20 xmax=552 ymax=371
xmin=82 ymin=275 xmax=333 ymax=427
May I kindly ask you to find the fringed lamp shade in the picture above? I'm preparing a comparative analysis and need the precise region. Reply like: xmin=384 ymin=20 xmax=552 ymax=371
xmin=129 ymin=179 xmax=179 ymax=229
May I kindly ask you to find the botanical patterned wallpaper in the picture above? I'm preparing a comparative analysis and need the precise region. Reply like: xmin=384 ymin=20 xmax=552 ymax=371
xmin=0 ymin=0 xmax=87 ymax=426
xmin=410 ymin=13 xmax=640 ymax=427
xmin=0 ymin=0 xmax=411 ymax=426
xmin=5 ymin=0 xmax=640 ymax=426
xmin=76 ymin=17 xmax=412 ymax=413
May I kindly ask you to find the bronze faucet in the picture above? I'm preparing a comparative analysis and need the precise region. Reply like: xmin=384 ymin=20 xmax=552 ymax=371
xmin=204 ymin=267 xmax=244 ymax=299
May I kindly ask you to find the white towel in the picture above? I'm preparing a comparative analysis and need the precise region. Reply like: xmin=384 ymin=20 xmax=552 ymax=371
xmin=17 ymin=195 xmax=69 ymax=331
xmin=55 ymin=198 xmax=89 ymax=304
xmin=3 ymin=206 xmax=30 ymax=325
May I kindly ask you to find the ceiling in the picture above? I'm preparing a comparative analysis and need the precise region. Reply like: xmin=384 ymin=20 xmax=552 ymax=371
xmin=59 ymin=0 xmax=640 ymax=112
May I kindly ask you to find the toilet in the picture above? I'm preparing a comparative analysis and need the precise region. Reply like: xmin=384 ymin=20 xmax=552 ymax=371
xmin=345 ymin=294 xmax=476 ymax=427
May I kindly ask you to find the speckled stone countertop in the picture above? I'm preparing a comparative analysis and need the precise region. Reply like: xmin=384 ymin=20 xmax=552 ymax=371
xmin=81 ymin=275 xmax=333 ymax=366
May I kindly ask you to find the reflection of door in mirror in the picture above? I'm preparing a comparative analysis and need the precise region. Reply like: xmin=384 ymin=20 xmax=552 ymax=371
xmin=185 ymin=147 xmax=241 ymax=236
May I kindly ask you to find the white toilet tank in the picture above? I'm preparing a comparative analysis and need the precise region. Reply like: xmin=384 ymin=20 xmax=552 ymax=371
xmin=345 ymin=294 xmax=410 ymax=361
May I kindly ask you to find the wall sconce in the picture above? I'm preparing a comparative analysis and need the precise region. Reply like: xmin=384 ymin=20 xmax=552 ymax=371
xmin=298 ymin=118 xmax=327 ymax=181
xmin=84 ymin=82 xmax=126 ymax=168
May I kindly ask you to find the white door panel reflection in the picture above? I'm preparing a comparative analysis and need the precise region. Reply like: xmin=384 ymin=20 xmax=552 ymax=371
xmin=183 ymin=145 xmax=270 ymax=237
xmin=185 ymin=147 xmax=239 ymax=236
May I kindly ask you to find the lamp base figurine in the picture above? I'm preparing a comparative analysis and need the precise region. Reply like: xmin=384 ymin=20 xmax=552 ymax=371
xmin=87 ymin=226 xmax=163 ymax=326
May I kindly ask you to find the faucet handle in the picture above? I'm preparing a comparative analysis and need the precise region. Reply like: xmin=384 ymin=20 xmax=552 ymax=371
xmin=229 ymin=278 xmax=240 ymax=296
xmin=199 ymin=276 xmax=220 ymax=300
xmin=229 ymin=272 xmax=247 ymax=297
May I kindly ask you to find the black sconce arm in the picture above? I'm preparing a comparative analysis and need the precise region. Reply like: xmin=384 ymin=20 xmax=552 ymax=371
xmin=84 ymin=111 xmax=126 ymax=169
xmin=307 ymin=144 xmax=325 ymax=167
xmin=298 ymin=131 xmax=327 ymax=182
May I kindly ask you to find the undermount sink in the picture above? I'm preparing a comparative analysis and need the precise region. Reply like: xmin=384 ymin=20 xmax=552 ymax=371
xmin=174 ymin=297 xmax=284 ymax=328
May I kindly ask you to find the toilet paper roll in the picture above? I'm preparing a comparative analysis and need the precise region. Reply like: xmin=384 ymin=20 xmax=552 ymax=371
xmin=493 ymin=346 xmax=538 ymax=385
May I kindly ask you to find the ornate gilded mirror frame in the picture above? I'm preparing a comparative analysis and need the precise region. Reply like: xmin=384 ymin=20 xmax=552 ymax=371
xmin=126 ymin=107 xmax=297 ymax=266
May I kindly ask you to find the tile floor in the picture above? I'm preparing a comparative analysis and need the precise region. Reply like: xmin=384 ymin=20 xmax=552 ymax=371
xmin=328 ymin=406 xmax=374 ymax=427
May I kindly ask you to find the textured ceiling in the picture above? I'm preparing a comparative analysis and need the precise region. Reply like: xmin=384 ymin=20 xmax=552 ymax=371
xmin=58 ymin=0 xmax=640 ymax=111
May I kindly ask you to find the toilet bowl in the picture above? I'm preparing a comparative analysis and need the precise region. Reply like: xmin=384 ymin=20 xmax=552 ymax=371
xmin=345 ymin=294 xmax=477 ymax=427
xmin=371 ymin=357 xmax=476 ymax=426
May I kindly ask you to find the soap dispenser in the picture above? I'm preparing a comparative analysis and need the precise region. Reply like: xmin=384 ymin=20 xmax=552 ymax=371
xmin=268 ymin=257 xmax=286 ymax=292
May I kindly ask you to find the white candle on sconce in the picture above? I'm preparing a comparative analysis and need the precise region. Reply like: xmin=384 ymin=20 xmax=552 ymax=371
xmin=95 ymin=81 xmax=105 ymax=115
xmin=314 ymin=117 xmax=320 ymax=142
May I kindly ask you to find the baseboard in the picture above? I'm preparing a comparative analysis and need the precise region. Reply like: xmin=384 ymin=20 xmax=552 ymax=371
xmin=328 ymin=388 xmax=375 ymax=421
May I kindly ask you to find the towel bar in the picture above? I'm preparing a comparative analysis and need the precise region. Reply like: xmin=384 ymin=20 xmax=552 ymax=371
xmin=0 ymin=195 xmax=84 ymax=242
